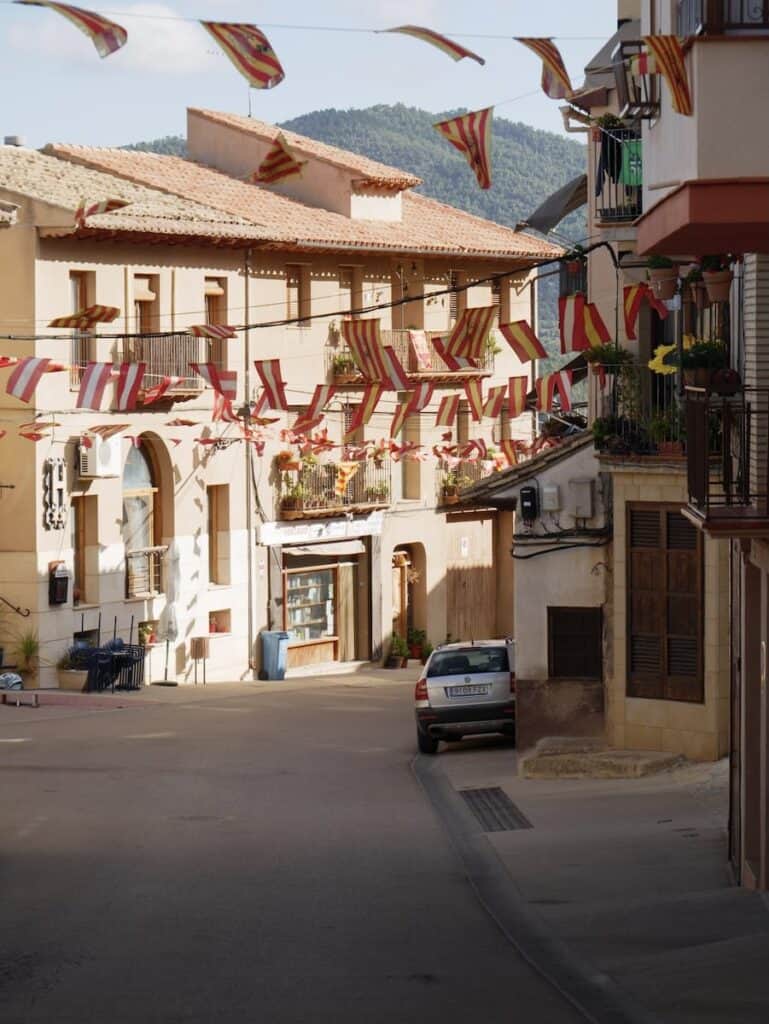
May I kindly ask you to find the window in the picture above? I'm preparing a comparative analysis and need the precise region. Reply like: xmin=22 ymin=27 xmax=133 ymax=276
xmin=133 ymin=275 xmax=158 ymax=333
xmin=286 ymin=264 xmax=310 ymax=323
xmin=627 ymin=505 xmax=703 ymax=702
xmin=207 ymin=484 xmax=230 ymax=585
xmin=122 ymin=444 xmax=163 ymax=598
xmin=456 ymin=400 xmax=470 ymax=445
xmin=71 ymin=495 xmax=97 ymax=605
xmin=69 ymin=270 xmax=94 ymax=387
xmin=204 ymin=277 xmax=227 ymax=368
xmin=448 ymin=270 xmax=467 ymax=325
xmin=548 ymin=607 xmax=602 ymax=679
xmin=284 ymin=568 xmax=336 ymax=640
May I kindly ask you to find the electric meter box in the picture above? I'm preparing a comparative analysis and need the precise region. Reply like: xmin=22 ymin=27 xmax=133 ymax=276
xmin=519 ymin=485 xmax=539 ymax=521
xmin=542 ymin=484 xmax=561 ymax=512
xmin=570 ymin=478 xmax=595 ymax=519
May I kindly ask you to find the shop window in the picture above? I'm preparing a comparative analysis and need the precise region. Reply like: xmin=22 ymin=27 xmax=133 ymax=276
xmin=548 ymin=607 xmax=603 ymax=679
xmin=206 ymin=484 xmax=230 ymax=585
xmin=209 ymin=609 xmax=231 ymax=634
xmin=284 ymin=568 xmax=336 ymax=641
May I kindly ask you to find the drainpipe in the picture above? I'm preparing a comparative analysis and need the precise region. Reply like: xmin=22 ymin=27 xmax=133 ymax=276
xmin=244 ymin=247 xmax=256 ymax=673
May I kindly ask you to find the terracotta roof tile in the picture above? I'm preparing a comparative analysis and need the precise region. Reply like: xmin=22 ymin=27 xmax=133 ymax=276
xmin=45 ymin=143 xmax=562 ymax=261
xmin=189 ymin=108 xmax=422 ymax=189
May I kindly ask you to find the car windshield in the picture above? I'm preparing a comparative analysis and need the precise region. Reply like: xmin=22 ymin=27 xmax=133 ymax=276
xmin=427 ymin=647 xmax=509 ymax=678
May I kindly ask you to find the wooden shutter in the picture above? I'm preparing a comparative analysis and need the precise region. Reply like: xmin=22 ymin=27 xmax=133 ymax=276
xmin=627 ymin=505 xmax=703 ymax=702
xmin=548 ymin=607 xmax=603 ymax=679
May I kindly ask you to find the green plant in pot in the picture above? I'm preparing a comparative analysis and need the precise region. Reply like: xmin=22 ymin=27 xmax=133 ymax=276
xmin=700 ymin=254 xmax=733 ymax=304
xmin=584 ymin=344 xmax=635 ymax=373
xmin=563 ymin=243 xmax=587 ymax=276
xmin=15 ymin=628 xmax=39 ymax=687
xmin=647 ymin=254 xmax=679 ymax=301
xmin=407 ymin=627 xmax=426 ymax=660
xmin=56 ymin=646 xmax=90 ymax=691
xmin=386 ymin=632 xmax=409 ymax=668
xmin=648 ymin=405 xmax=685 ymax=456
xmin=680 ymin=339 xmax=728 ymax=388
xmin=331 ymin=351 xmax=358 ymax=379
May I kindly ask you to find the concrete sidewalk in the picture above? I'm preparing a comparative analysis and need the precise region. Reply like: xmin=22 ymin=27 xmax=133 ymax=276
xmin=438 ymin=747 xmax=769 ymax=1023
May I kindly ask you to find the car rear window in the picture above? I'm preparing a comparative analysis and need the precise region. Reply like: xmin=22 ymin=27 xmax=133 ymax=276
xmin=427 ymin=647 xmax=509 ymax=678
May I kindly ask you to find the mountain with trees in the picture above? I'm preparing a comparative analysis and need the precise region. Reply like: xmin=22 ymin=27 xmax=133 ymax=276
xmin=127 ymin=104 xmax=586 ymax=346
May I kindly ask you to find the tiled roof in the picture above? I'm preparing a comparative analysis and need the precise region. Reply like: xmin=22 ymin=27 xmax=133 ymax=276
xmin=189 ymin=108 xmax=423 ymax=190
xmin=0 ymin=200 xmax=19 ymax=227
xmin=0 ymin=145 xmax=270 ymax=243
xmin=45 ymin=143 xmax=562 ymax=260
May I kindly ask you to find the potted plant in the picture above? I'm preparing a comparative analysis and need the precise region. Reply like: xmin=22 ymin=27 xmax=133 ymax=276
xmin=682 ymin=264 xmax=708 ymax=308
xmin=681 ymin=339 xmax=728 ymax=388
xmin=441 ymin=469 xmax=461 ymax=504
xmin=14 ymin=628 xmax=39 ymax=688
xmin=407 ymin=628 xmax=426 ymax=660
xmin=584 ymin=344 xmax=635 ymax=373
xmin=276 ymin=449 xmax=301 ymax=472
xmin=648 ymin=406 xmax=684 ymax=457
xmin=280 ymin=480 xmax=308 ymax=518
xmin=331 ymin=351 xmax=359 ymax=383
xmin=701 ymin=255 xmax=733 ymax=303
xmin=563 ymin=244 xmax=587 ymax=276
xmin=365 ymin=483 xmax=390 ymax=503
xmin=56 ymin=647 xmax=89 ymax=692
xmin=647 ymin=255 xmax=679 ymax=301
xmin=385 ymin=632 xmax=409 ymax=669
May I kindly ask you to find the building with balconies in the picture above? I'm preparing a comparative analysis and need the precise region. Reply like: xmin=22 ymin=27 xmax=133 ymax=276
xmin=0 ymin=112 xmax=557 ymax=683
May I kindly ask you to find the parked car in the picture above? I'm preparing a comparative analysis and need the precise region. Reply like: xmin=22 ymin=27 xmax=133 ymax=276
xmin=414 ymin=640 xmax=516 ymax=754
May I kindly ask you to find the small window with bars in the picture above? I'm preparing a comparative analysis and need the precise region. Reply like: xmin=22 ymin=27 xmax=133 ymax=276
xmin=548 ymin=607 xmax=602 ymax=679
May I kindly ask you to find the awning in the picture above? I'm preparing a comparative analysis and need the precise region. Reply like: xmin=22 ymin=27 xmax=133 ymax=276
xmin=517 ymin=174 xmax=587 ymax=235
xmin=568 ymin=19 xmax=640 ymax=112
xmin=283 ymin=540 xmax=366 ymax=557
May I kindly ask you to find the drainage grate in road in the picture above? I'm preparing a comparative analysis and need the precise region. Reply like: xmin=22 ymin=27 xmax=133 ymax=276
xmin=459 ymin=787 xmax=533 ymax=832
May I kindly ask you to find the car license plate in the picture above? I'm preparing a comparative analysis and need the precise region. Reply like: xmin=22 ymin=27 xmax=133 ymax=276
xmin=447 ymin=684 xmax=489 ymax=697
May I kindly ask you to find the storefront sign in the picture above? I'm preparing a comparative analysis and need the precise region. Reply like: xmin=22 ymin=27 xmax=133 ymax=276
xmin=258 ymin=512 xmax=384 ymax=547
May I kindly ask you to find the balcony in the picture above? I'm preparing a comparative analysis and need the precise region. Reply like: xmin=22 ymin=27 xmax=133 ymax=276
xmin=117 ymin=333 xmax=224 ymax=400
xmin=593 ymin=364 xmax=684 ymax=458
xmin=326 ymin=328 xmax=495 ymax=386
xmin=435 ymin=460 xmax=494 ymax=506
xmin=685 ymin=386 xmax=769 ymax=537
xmin=678 ymin=0 xmax=769 ymax=35
xmin=126 ymin=546 xmax=165 ymax=599
xmin=592 ymin=126 xmax=642 ymax=224
xmin=277 ymin=460 xmax=391 ymax=520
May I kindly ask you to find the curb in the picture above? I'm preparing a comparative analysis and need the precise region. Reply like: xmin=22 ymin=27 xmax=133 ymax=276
xmin=412 ymin=754 xmax=665 ymax=1024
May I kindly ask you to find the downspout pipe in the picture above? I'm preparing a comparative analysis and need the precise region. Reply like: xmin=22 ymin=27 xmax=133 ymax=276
xmin=244 ymin=247 xmax=256 ymax=673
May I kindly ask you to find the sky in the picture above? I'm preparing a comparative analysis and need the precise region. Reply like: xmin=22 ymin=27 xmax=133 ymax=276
xmin=0 ymin=1 xmax=617 ymax=148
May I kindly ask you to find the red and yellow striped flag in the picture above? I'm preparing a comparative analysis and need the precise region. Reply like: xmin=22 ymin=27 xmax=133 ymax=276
xmin=536 ymin=370 xmax=572 ymax=413
xmin=464 ymin=379 xmax=484 ymax=422
xmin=642 ymin=36 xmax=692 ymax=115
xmin=583 ymin=302 xmax=611 ymax=347
xmin=202 ymin=23 xmax=285 ymax=89
xmin=446 ymin=306 xmax=497 ymax=361
xmin=390 ymin=399 xmax=411 ymax=439
xmin=17 ymin=1 xmax=127 ymax=57
xmin=508 ymin=376 xmax=528 ymax=419
xmin=501 ymin=439 xmax=523 ymax=467
xmin=334 ymin=463 xmax=359 ymax=498
xmin=559 ymin=294 xmax=588 ymax=353
xmin=189 ymin=324 xmax=237 ymax=339
xmin=498 ymin=320 xmax=547 ymax=363
xmin=250 ymin=133 xmax=306 ymax=185
xmin=74 ymin=199 xmax=129 ymax=228
xmin=515 ymin=38 xmax=572 ymax=99
xmin=384 ymin=25 xmax=485 ymax=65
xmin=433 ymin=107 xmax=493 ymax=190
xmin=623 ymin=284 xmax=646 ymax=340
xmin=49 ymin=304 xmax=120 ymax=328
xmin=482 ymin=385 xmax=506 ymax=420
xmin=344 ymin=385 xmax=385 ymax=441
xmin=435 ymin=394 xmax=460 ymax=428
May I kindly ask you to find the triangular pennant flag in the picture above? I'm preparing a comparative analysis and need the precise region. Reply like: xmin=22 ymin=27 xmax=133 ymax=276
xmin=515 ymin=37 xmax=572 ymax=99
xmin=201 ymin=22 xmax=285 ymax=89
xmin=508 ymin=376 xmax=528 ymax=419
xmin=405 ymin=382 xmax=434 ymax=414
xmin=17 ymin=1 xmax=127 ymax=58
xmin=642 ymin=35 xmax=692 ymax=116
xmin=115 ymin=362 xmax=145 ymax=412
xmin=384 ymin=25 xmax=484 ymax=64
xmin=249 ymin=133 xmax=306 ymax=184
xmin=498 ymin=320 xmax=547 ymax=362
xmin=559 ymin=293 xmax=588 ymax=353
xmin=433 ymin=107 xmax=493 ymax=189
xmin=76 ymin=362 xmax=113 ymax=410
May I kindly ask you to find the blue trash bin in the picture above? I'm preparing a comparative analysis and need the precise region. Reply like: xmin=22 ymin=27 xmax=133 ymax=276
xmin=260 ymin=630 xmax=290 ymax=680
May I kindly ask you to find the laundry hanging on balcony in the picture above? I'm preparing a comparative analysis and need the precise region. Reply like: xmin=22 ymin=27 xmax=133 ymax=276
xmin=334 ymin=463 xmax=359 ymax=498
xmin=433 ymin=108 xmax=493 ymax=190
xmin=249 ymin=133 xmax=306 ymax=184
xmin=536 ymin=370 xmax=572 ymax=413
xmin=408 ymin=330 xmax=432 ymax=372
xmin=435 ymin=393 xmax=460 ymax=427
xmin=115 ymin=362 xmax=146 ymax=411
xmin=253 ymin=359 xmax=288 ymax=410
xmin=190 ymin=363 xmax=237 ymax=400
xmin=639 ymin=36 xmax=692 ymax=116
xmin=15 ymin=1 xmax=127 ymax=57
xmin=498 ymin=320 xmax=547 ymax=362
xmin=383 ymin=25 xmax=484 ymax=64
xmin=49 ymin=304 xmax=120 ymax=328
xmin=201 ymin=23 xmax=285 ymax=89
xmin=508 ymin=376 xmax=528 ymax=419
xmin=515 ymin=38 xmax=572 ymax=99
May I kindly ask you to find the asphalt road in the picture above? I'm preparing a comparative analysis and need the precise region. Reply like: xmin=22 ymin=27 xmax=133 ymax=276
xmin=0 ymin=679 xmax=584 ymax=1024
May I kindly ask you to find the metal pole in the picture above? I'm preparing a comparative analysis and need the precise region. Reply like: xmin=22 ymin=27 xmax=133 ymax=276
xmin=129 ymin=615 xmax=134 ymax=645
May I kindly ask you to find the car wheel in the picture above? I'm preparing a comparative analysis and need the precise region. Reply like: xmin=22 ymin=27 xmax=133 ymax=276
xmin=417 ymin=728 xmax=439 ymax=755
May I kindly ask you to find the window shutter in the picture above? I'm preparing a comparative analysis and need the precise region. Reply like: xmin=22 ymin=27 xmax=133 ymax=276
xmin=548 ymin=607 xmax=602 ymax=679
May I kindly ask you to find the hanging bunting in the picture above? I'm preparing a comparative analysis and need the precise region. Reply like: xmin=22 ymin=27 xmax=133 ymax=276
xmin=645 ymin=288 xmax=669 ymax=320
xmin=380 ymin=346 xmax=410 ymax=390
xmin=406 ymin=382 xmax=434 ymax=414
xmin=76 ymin=361 xmax=112 ymax=410
xmin=201 ymin=23 xmax=285 ymax=90
xmin=165 ymin=419 xmax=199 ymax=428
xmin=464 ymin=379 xmax=484 ymax=422
xmin=390 ymin=399 xmax=411 ymax=439
xmin=460 ymin=438 xmax=487 ymax=460
xmin=341 ymin=319 xmax=381 ymax=380
xmin=49 ymin=304 xmax=120 ymax=328
xmin=583 ymin=302 xmax=611 ymax=347
xmin=143 ymin=376 xmax=181 ymax=405
xmin=498 ymin=320 xmax=547 ymax=362
xmin=383 ymin=25 xmax=484 ymax=64
xmin=74 ymin=200 xmax=129 ymax=229
xmin=291 ymin=384 xmax=336 ymax=434
xmin=6 ymin=357 xmax=51 ymax=403
xmin=642 ymin=36 xmax=692 ymax=116
xmin=515 ymin=38 xmax=572 ymax=99
xmin=435 ymin=393 xmax=460 ymax=427
xmin=89 ymin=423 xmax=129 ymax=440
xmin=408 ymin=330 xmax=432 ymax=372
xmin=249 ymin=133 xmax=306 ymax=185
xmin=445 ymin=306 xmax=497 ymax=362
xmin=253 ymin=359 xmax=288 ymax=410
xmin=536 ymin=370 xmax=573 ymax=413
xmin=508 ymin=376 xmax=529 ymax=419
xmin=559 ymin=293 xmax=588 ymax=353
xmin=190 ymin=363 xmax=237 ymax=400
xmin=500 ymin=439 xmax=522 ymax=467
xmin=16 ymin=1 xmax=127 ymax=57
xmin=433 ymin=107 xmax=493 ymax=190
xmin=115 ymin=362 xmax=145 ymax=412
xmin=482 ymin=385 xmax=506 ymax=420
xmin=433 ymin=338 xmax=477 ymax=372
xmin=212 ymin=393 xmax=239 ymax=423
xmin=344 ymin=385 xmax=385 ymax=440
xmin=623 ymin=284 xmax=646 ymax=341
xmin=0 ymin=357 xmax=19 ymax=370
xmin=334 ymin=463 xmax=360 ymax=498
xmin=188 ymin=324 xmax=237 ymax=339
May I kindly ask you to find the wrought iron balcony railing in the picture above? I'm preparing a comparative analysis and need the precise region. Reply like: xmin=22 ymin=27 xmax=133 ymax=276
xmin=325 ymin=328 xmax=495 ymax=382
xmin=592 ymin=126 xmax=643 ymax=223
xmin=117 ymin=333 xmax=224 ymax=395
xmin=678 ymin=0 xmax=769 ymax=35
xmin=277 ymin=460 xmax=392 ymax=519
xmin=435 ymin=460 xmax=493 ymax=505
xmin=593 ymin=364 xmax=683 ymax=457
xmin=686 ymin=386 xmax=769 ymax=532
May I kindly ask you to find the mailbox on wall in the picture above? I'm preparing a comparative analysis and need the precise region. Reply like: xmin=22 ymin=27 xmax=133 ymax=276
xmin=48 ymin=562 xmax=69 ymax=605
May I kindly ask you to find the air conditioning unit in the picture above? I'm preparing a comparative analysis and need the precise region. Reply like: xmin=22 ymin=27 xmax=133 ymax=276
xmin=78 ymin=433 xmax=122 ymax=478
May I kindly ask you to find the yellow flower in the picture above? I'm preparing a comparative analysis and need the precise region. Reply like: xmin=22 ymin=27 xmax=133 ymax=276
xmin=648 ymin=343 xmax=677 ymax=375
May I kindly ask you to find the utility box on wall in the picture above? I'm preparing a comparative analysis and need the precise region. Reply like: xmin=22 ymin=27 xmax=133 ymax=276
xmin=569 ymin=478 xmax=594 ymax=520
xmin=48 ymin=562 xmax=69 ymax=605
xmin=519 ymin=485 xmax=538 ymax=522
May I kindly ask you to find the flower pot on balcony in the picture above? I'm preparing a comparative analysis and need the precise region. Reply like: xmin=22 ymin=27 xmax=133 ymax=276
xmin=648 ymin=267 xmax=679 ymax=301
xmin=442 ymin=487 xmax=459 ymax=505
xmin=656 ymin=441 xmax=684 ymax=457
xmin=703 ymin=269 xmax=733 ymax=304
xmin=280 ymin=498 xmax=305 ymax=520
xmin=332 ymin=372 xmax=360 ymax=385
xmin=684 ymin=367 xmax=712 ymax=388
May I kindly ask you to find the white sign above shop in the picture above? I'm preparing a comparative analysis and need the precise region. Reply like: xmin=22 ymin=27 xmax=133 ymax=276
xmin=258 ymin=512 xmax=384 ymax=548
